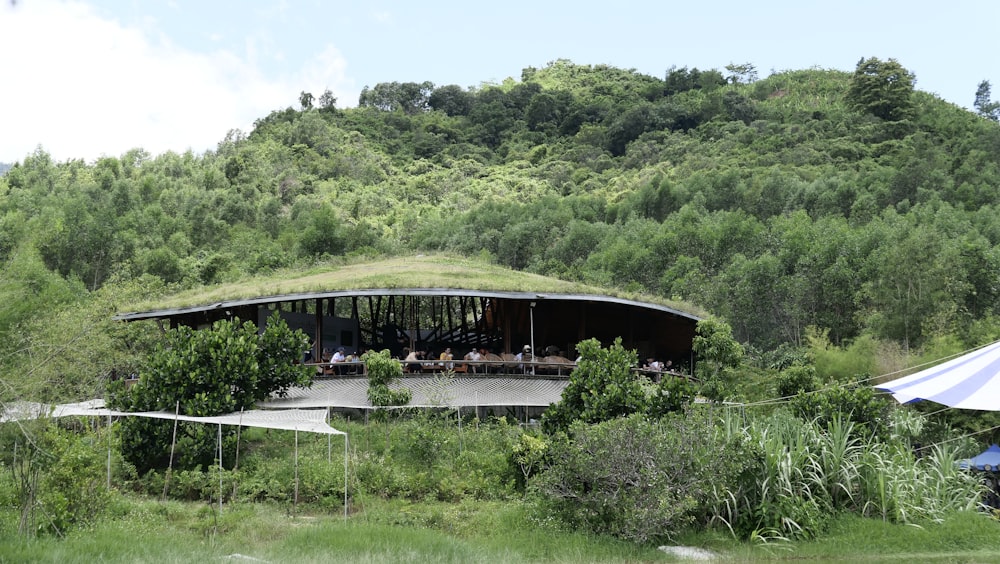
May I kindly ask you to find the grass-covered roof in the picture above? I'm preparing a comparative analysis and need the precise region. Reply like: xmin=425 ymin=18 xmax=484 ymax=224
xmin=118 ymin=255 xmax=706 ymax=319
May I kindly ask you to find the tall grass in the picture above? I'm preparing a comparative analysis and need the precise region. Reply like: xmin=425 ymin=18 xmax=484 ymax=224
xmin=711 ymin=409 xmax=984 ymax=540
xmin=0 ymin=498 xmax=666 ymax=563
xmin=1 ymin=411 xmax=998 ymax=562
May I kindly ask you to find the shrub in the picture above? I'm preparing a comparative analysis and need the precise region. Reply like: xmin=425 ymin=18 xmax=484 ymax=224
xmin=531 ymin=411 xmax=740 ymax=544
xmin=708 ymin=410 xmax=983 ymax=541
xmin=790 ymin=383 xmax=892 ymax=439
xmin=542 ymin=337 xmax=696 ymax=434
xmin=35 ymin=425 xmax=115 ymax=535
xmin=510 ymin=432 xmax=548 ymax=490
xmin=109 ymin=313 xmax=312 ymax=473
xmin=364 ymin=349 xmax=412 ymax=408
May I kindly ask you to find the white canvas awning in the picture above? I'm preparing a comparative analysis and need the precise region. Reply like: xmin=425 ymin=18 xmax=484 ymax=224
xmin=875 ymin=340 xmax=1000 ymax=411
xmin=0 ymin=400 xmax=344 ymax=435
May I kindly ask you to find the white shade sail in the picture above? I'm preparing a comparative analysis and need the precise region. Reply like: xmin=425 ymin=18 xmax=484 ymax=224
xmin=875 ymin=340 xmax=1000 ymax=411
xmin=0 ymin=400 xmax=344 ymax=435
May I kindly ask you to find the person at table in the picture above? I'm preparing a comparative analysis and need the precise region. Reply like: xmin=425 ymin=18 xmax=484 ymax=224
xmin=345 ymin=348 xmax=364 ymax=374
xmin=464 ymin=348 xmax=482 ymax=373
xmin=331 ymin=346 xmax=347 ymax=375
xmin=319 ymin=347 xmax=333 ymax=375
xmin=404 ymin=349 xmax=422 ymax=373
xmin=515 ymin=345 xmax=533 ymax=374
xmin=439 ymin=347 xmax=454 ymax=370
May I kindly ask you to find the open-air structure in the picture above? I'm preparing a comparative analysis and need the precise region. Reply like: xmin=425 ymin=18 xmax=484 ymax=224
xmin=114 ymin=257 xmax=703 ymax=415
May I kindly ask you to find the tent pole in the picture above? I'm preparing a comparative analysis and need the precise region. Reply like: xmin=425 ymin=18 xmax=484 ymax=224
xmin=294 ymin=430 xmax=299 ymax=510
xmin=163 ymin=401 xmax=180 ymax=501
xmin=218 ymin=423 xmax=223 ymax=515
xmin=106 ymin=412 xmax=112 ymax=490
xmin=233 ymin=408 xmax=244 ymax=499
xmin=344 ymin=434 xmax=349 ymax=520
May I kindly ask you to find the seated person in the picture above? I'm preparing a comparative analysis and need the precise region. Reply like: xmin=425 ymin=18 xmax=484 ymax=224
xmin=320 ymin=347 xmax=333 ymax=375
xmin=404 ymin=349 xmax=422 ymax=373
xmin=439 ymin=347 xmax=454 ymax=370
xmin=344 ymin=348 xmax=363 ymax=374
xmin=515 ymin=345 xmax=533 ymax=373
xmin=464 ymin=348 xmax=482 ymax=373
xmin=331 ymin=347 xmax=347 ymax=375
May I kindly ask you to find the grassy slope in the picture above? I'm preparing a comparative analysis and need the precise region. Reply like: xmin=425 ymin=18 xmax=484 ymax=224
xmin=3 ymin=499 xmax=1000 ymax=563
xmin=120 ymin=254 xmax=706 ymax=317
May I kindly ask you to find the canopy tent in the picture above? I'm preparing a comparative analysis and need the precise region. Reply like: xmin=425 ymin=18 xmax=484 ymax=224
xmin=959 ymin=444 xmax=1000 ymax=471
xmin=874 ymin=340 xmax=1000 ymax=410
xmin=1 ymin=400 xmax=343 ymax=435
xmin=1 ymin=400 xmax=349 ymax=516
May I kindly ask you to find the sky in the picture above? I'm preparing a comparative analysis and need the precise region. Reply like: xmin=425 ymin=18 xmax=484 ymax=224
xmin=1 ymin=0 xmax=998 ymax=163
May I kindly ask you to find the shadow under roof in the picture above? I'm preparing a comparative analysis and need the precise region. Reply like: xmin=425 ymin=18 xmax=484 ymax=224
xmin=113 ymin=256 xmax=703 ymax=367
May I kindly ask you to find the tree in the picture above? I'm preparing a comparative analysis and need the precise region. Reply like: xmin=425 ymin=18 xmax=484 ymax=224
xmin=358 ymin=81 xmax=434 ymax=114
xmin=541 ymin=337 xmax=678 ymax=433
xmin=318 ymin=88 xmax=338 ymax=111
xmin=845 ymin=57 xmax=916 ymax=121
xmin=691 ymin=317 xmax=744 ymax=401
xmin=724 ymin=62 xmax=758 ymax=84
xmin=299 ymin=91 xmax=314 ymax=110
xmin=974 ymin=80 xmax=1000 ymax=121
xmin=543 ymin=338 xmax=644 ymax=433
xmin=298 ymin=205 xmax=346 ymax=257
xmin=107 ymin=313 xmax=313 ymax=471
xmin=363 ymin=348 xmax=411 ymax=408
xmin=428 ymin=84 xmax=473 ymax=116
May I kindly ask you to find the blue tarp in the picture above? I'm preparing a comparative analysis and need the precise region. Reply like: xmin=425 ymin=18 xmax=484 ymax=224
xmin=959 ymin=444 xmax=1000 ymax=471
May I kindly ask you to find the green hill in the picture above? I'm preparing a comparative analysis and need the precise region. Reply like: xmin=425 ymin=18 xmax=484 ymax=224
xmin=3 ymin=58 xmax=1000 ymax=357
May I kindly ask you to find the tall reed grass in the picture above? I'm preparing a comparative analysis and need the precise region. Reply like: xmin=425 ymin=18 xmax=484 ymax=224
xmin=710 ymin=409 xmax=983 ymax=540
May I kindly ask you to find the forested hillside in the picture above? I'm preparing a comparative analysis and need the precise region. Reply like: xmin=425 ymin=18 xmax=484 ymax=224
xmin=4 ymin=57 xmax=1000 ymax=363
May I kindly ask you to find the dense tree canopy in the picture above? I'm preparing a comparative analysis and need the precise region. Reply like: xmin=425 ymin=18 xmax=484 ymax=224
xmin=3 ymin=58 xmax=1000 ymax=372
xmin=846 ymin=57 xmax=916 ymax=122
xmin=106 ymin=313 xmax=312 ymax=471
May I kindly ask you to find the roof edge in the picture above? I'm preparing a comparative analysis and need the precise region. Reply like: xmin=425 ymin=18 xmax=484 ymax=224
xmin=114 ymin=287 xmax=701 ymax=323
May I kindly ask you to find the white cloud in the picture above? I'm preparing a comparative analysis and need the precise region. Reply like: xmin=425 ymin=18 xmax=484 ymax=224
xmin=0 ymin=0 xmax=355 ymax=163
xmin=370 ymin=10 xmax=391 ymax=23
xmin=300 ymin=45 xmax=358 ymax=108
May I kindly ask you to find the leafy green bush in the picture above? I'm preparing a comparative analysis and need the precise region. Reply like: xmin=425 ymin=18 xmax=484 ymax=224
xmin=775 ymin=364 xmax=818 ymax=398
xmin=109 ymin=313 xmax=312 ymax=473
xmin=532 ymin=411 xmax=742 ymax=544
xmin=364 ymin=349 xmax=412 ymax=408
xmin=510 ymin=432 xmax=548 ymax=491
xmin=790 ymin=384 xmax=892 ymax=439
xmin=543 ymin=337 xmax=695 ymax=433
xmin=692 ymin=317 xmax=745 ymax=402
xmin=36 ymin=425 xmax=116 ymax=535
xmin=353 ymin=451 xmax=407 ymax=498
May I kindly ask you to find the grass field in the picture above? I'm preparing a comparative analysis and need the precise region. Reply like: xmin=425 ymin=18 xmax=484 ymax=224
xmin=3 ymin=495 xmax=1000 ymax=563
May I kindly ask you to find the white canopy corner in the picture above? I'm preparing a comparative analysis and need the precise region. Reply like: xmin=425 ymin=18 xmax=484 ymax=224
xmin=1 ymin=399 xmax=345 ymax=435
xmin=875 ymin=340 xmax=1000 ymax=411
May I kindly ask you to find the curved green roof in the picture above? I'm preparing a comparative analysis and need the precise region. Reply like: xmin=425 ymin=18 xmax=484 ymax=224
xmin=116 ymin=255 xmax=706 ymax=320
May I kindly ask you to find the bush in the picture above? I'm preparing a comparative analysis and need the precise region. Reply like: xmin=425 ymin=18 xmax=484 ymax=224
xmin=790 ymin=383 xmax=892 ymax=439
xmin=707 ymin=410 xmax=982 ymax=541
xmin=35 ymin=425 xmax=116 ymax=535
xmin=531 ymin=411 xmax=741 ymax=544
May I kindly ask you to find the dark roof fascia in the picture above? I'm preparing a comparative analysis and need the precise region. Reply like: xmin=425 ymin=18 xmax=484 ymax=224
xmin=113 ymin=288 xmax=701 ymax=323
